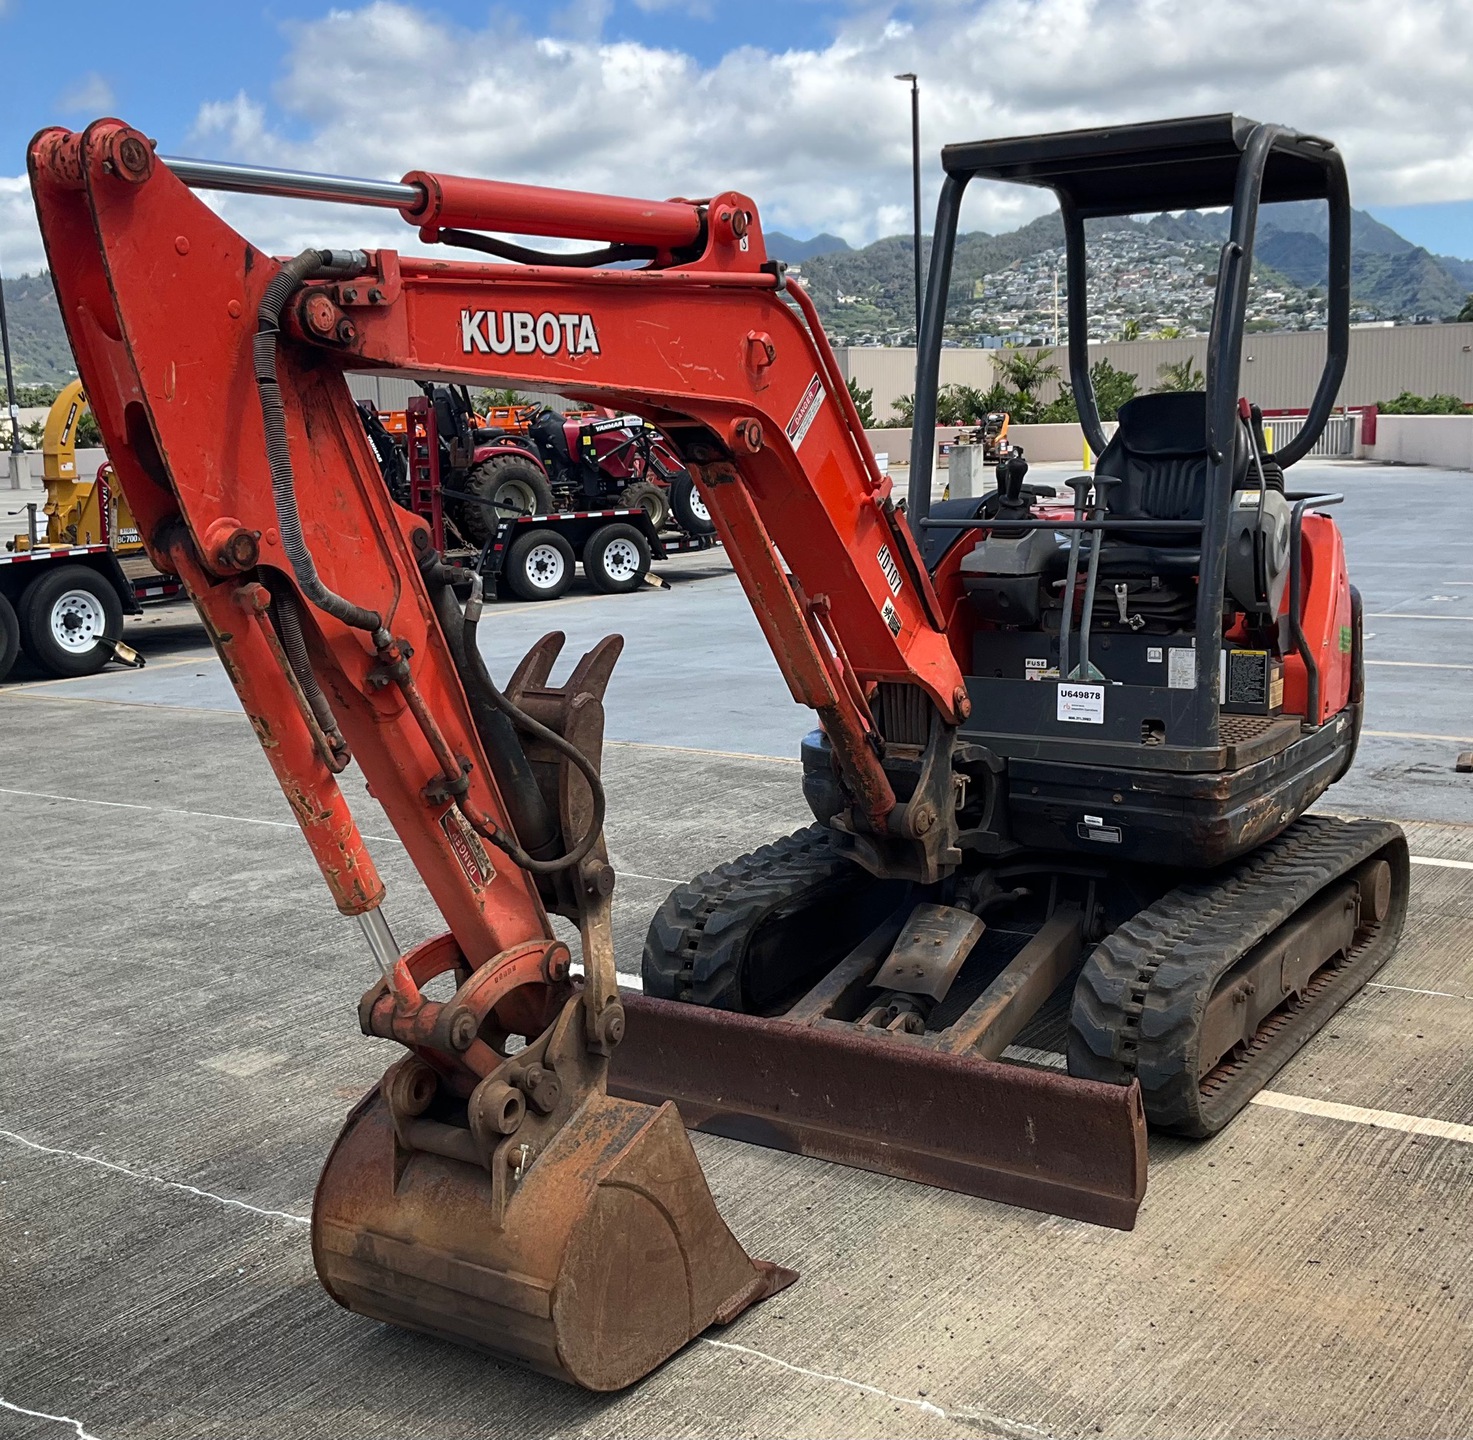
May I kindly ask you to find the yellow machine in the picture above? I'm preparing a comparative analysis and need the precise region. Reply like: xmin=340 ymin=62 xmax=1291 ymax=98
xmin=17 ymin=380 xmax=143 ymax=552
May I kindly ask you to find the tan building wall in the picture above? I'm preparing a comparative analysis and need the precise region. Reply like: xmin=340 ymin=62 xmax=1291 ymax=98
xmin=836 ymin=347 xmax=1000 ymax=423
xmin=838 ymin=324 xmax=1473 ymax=417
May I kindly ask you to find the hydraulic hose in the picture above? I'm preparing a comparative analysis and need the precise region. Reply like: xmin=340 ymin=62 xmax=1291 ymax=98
xmin=254 ymin=248 xmax=386 ymax=643
xmin=459 ymin=573 xmax=607 ymax=876
xmin=272 ymin=583 xmax=349 ymax=768
xmin=422 ymin=560 xmax=560 ymax=860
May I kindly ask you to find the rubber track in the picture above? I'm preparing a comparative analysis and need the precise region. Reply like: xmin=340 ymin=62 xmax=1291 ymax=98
xmin=1068 ymin=814 xmax=1409 ymax=1137
xmin=641 ymin=824 xmax=856 ymax=1007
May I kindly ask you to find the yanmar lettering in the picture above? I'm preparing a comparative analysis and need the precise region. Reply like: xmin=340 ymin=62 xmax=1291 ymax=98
xmin=461 ymin=311 xmax=601 ymax=357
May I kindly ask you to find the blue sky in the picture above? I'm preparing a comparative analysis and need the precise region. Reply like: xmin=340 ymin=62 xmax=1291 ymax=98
xmin=3 ymin=0 xmax=1471 ymax=276
xmin=1365 ymin=203 xmax=1473 ymax=261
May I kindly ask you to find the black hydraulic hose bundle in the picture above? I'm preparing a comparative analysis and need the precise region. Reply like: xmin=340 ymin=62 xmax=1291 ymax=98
xmin=421 ymin=561 xmax=559 ymax=862
xmin=457 ymin=572 xmax=608 ymax=876
xmin=254 ymin=248 xmax=388 ymax=646
xmin=272 ymin=581 xmax=348 ymax=765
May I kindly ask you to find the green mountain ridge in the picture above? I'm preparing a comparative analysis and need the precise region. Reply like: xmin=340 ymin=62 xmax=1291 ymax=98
xmin=796 ymin=204 xmax=1471 ymax=340
xmin=4 ymin=205 xmax=1469 ymax=386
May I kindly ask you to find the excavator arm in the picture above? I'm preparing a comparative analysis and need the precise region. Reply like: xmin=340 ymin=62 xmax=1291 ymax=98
xmin=27 ymin=119 xmax=981 ymax=1389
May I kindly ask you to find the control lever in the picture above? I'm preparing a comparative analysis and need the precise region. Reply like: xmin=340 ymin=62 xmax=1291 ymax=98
xmin=1113 ymin=582 xmax=1145 ymax=631
xmin=1056 ymin=475 xmax=1092 ymax=680
xmin=1072 ymin=476 xmax=1121 ymax=681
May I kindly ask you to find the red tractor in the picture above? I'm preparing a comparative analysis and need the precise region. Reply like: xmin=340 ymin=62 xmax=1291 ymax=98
xmin=395 ymin=384 xmax=712 ymax=543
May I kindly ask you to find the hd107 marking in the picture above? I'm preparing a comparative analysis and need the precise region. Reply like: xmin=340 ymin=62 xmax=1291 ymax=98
xmin=461 ymin=310 xmax=601 ymax=357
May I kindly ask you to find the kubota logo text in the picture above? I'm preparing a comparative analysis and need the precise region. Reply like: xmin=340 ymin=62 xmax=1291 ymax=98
xmin=461 ymin=310 xmax=601 ymax=357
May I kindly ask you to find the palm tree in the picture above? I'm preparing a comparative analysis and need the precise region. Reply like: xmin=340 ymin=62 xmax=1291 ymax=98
xmin=1156 ymin=358 xmax=1205 ymax=392
xmin=994 ymin=348 xmax=1061 ymax=422
xmin=1120 ymin=318 xmax=1142 ymax=342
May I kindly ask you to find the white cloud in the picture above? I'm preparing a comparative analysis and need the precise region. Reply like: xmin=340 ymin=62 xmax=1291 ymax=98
xmin=5 ymin=0 xmax=1473 ymax=280
xmin=57 ymin=72 xmax=116 ymax=115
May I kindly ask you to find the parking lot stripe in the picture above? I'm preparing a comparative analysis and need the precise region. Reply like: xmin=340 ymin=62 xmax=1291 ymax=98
xmin=2 ymin=652 xmax=218 ymax=693
xmin=0 ymin=1127 xmax=310 ymax=1226
xmin=1365 ymin=659 xmax=1473 ymax=671
xmin=1410 ymin=855 xmax=1473 ymax=870
xmin=1248 ymin=1092 xmax=1473 ymax=1145
xmin=700 ymin=1338 xmax=1051 ymax=1437
xmin=0 ymin=1397 xmax=102 ymax=1440
xmin=1368 ymin=981 xmax=1473 ymax=1001
xmin=606 ymin=738 xmax=802 ymax=764
xmin=1365 ymin=613 xmax=1473 ymax=620
xmin=1363 ymin=730 xmax=1473 ymax=744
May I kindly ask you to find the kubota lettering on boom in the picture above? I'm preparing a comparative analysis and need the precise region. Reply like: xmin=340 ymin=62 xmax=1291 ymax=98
xmin=461 ymin=309 xmax=601 ymax=356
xmin=30 ymin=111 xmax=1407 ymax=1393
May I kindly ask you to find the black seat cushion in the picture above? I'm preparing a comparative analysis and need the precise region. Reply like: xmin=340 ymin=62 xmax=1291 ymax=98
xmin=1093 ymin=392 xmax=1246 ymax=543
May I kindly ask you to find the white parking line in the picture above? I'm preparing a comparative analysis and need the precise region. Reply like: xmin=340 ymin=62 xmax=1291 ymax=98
xmin=0 ymin=1397 xmax=103 ymax=1440
xmin=1363 ymin=730 xmax=1473 ymax=744
xmin=1249 ymin=1091 xmax=1473 ymax=1144
xmin=1365 ymin=612 xmax=1473 ymax=620
xmin=1365 ymin=659 xmax=1473 ymax=671
xmin=1411 ymin=855 xmax=1473 ymax=871
xmin=0 ymin=1128 xmax=310 ymax=1226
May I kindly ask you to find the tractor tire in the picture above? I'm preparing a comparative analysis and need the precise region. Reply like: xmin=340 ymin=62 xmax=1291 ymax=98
xmin=505 ymin=529 xmax=575 ymax=602
xmin=461 ymin=455 xmax=556 ymax=547
xmin=0 ymin=591 xmax=20 ymax=683
xmin=618 ymin=481 xmax=670 ymax=533
xmin=670 ymin=473 xmax=715 ymax=536
xmin=18 ymin=564 xmax=123 ymax=678
xmin=584 ymin=523 xmax=651 ymax=595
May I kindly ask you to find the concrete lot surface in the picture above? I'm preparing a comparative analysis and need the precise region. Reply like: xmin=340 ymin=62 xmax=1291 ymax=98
xmin=2 ymin=461 xmax=1471 ymax=1439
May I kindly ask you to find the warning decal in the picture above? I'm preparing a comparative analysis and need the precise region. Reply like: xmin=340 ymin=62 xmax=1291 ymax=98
xmin=786 ymin=374 xmax=825 ymax=450
xmin=441 ymin=805 xmax=496 ymax=889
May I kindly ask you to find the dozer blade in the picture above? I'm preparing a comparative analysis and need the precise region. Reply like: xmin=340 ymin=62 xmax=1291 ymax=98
xmin=312 ymin=1085 xmax=794 ymax=1390
xmin=609 ymin=993 xmax=1148 ymax=1230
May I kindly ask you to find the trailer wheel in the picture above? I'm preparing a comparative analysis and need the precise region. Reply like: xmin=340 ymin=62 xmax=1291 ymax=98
xmin=18 ymin=564 xmax=124 ymax=678
xmin=670 ymin=473 xmax=715 ymax=536
xmin=461 ymin=455 xmax=556 ymax=547
xmin=585 ymin=523 xmax=651 ymax=595
xmin=505 ymin=529 xmax=575 ymax=602
xmin=0 ymin=592 xmax=20 ymax=683
xmin=618 ymin=481 xmax=670 ymax=533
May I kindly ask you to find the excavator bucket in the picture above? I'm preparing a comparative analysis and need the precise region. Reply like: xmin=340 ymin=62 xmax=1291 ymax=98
xmin=313 ymin=1083 xmax=793 ymax=1390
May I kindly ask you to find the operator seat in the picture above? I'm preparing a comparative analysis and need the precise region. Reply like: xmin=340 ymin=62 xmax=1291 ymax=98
xmin=1088 ymin=391 xmax=1248 ymax=574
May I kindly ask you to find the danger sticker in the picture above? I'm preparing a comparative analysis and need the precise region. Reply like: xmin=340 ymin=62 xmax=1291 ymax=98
xmin=881 ymin=597 xmax=902 ymax=636
xmin=1168 ymin=647 xmax=1195 ymax=690
xmin=1057 ymin=683 xmax=1105 ymax=724
xmin=786 ymin=374 xmax=825 ymax=451
xmin=440 ymin=805 xmax=496 ymax=889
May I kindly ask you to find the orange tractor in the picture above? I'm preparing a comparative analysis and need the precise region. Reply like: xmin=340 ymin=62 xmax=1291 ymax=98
xmin=31 ymin=113 xmax=1405 ymax=1390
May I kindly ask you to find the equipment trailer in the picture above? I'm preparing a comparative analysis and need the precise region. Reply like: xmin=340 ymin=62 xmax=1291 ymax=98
xmin=374 ymin=392 xmax=718 ymax=601
xmin=1 ymin=460 xmax=181 ymax=681
xmin=31 ymin=110 xmax=1407 ymax=1393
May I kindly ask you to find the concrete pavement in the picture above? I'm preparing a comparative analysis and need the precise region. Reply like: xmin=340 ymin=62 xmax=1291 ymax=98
xmin=2 ymin=460 xmax=1471 ymax=1439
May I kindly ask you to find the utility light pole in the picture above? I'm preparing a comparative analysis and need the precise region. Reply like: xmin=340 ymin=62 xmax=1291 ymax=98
xmin=0 ymin=252 xmax=24 ymax=491
xmin=894 ymin=72 xmax=921 ymax=342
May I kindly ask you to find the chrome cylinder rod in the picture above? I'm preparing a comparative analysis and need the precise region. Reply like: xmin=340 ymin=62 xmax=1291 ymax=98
xmin=357 ymin=906 xmax=402 ymax=983
xmin=160 ymin=155 xmax=423 ymax=211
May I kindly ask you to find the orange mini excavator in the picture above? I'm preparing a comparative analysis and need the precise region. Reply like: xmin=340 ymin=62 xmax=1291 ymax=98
xmin=31 ymin=114 xmax=1407 ymax=1390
